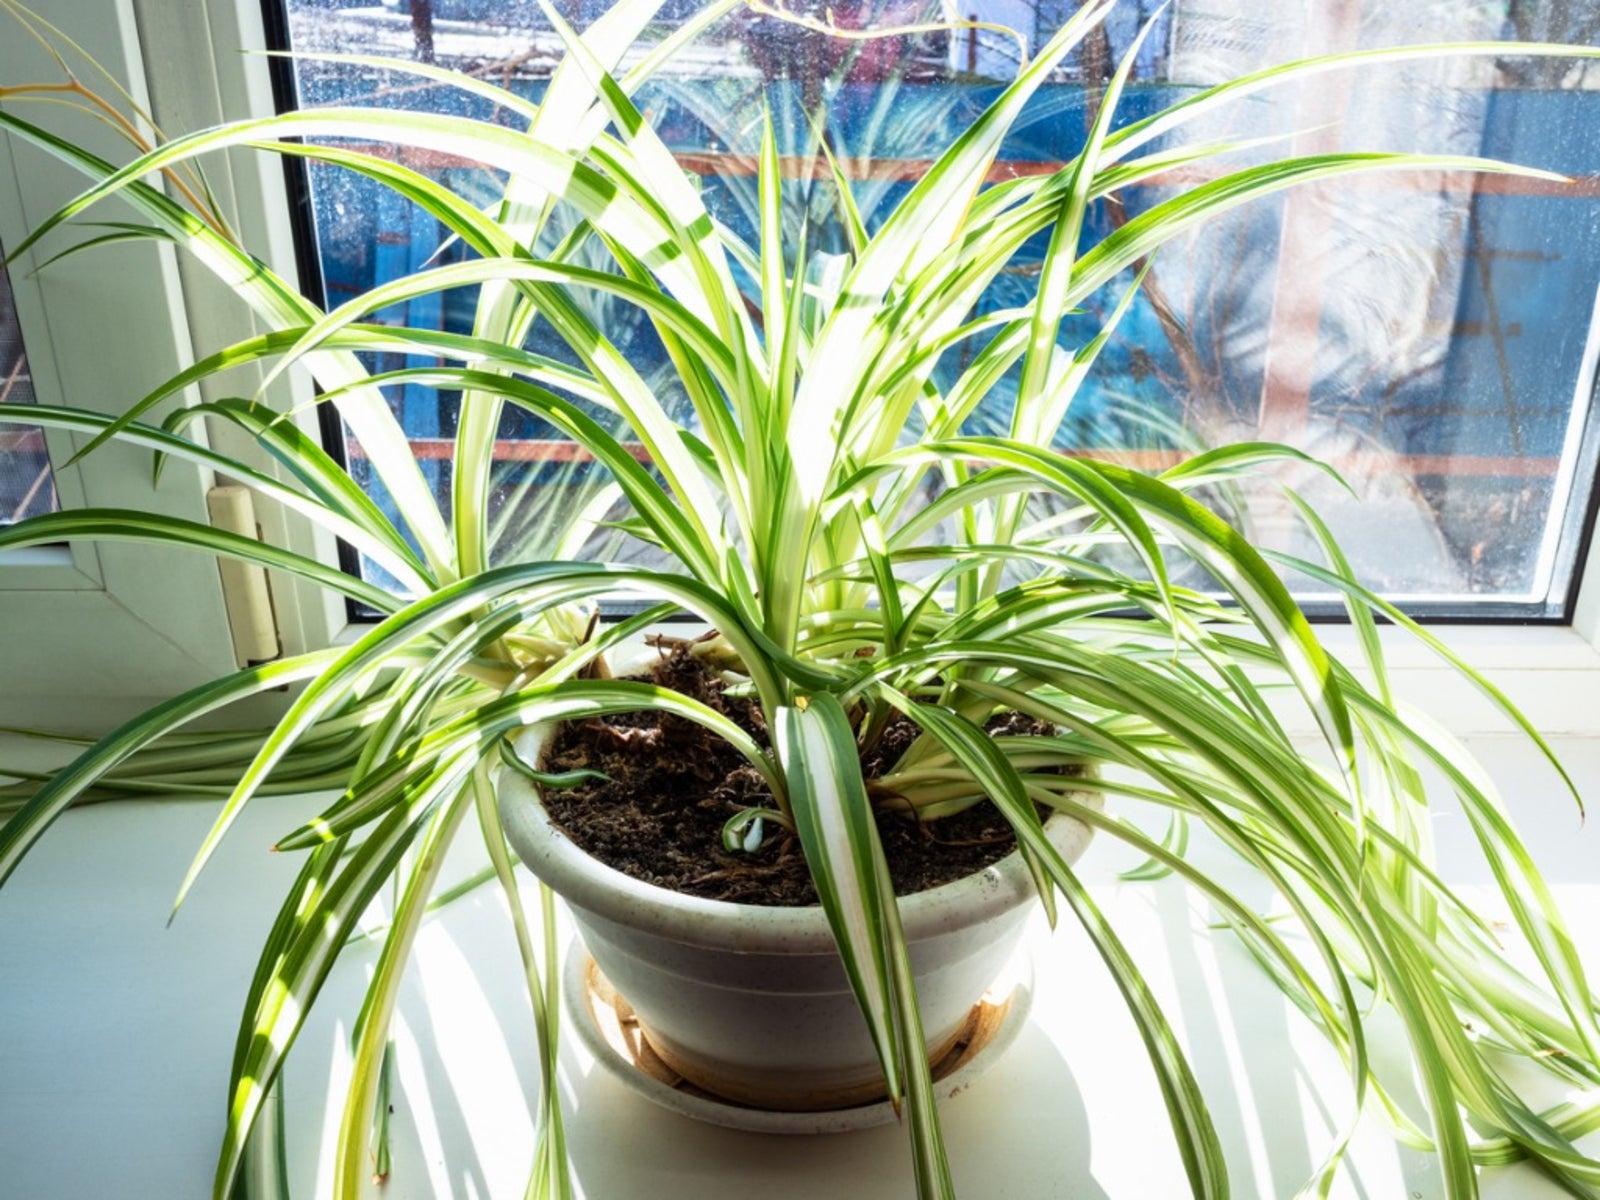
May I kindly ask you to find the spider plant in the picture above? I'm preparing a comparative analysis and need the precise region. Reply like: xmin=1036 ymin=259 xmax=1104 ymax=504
xmin=3 ymin=2 xmax=1600 ymax=1198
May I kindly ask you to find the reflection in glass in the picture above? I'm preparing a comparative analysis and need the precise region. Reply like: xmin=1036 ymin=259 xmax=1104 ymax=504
xmin=0 ymin=257 xmax=56 ymax=524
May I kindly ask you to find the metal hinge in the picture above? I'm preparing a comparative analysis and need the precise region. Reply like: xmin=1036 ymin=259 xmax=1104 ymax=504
xmin=206 ymin=485 xmax=281 ymax=666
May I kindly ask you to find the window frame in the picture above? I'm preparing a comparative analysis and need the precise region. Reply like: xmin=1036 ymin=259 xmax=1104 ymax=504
xmin=0 ymin=0 xmax=237 ymax=731
xmin=0 ymin=0 xmax=355 ymax=732
xmin=129 ymin=0 xmax=357 ymax=661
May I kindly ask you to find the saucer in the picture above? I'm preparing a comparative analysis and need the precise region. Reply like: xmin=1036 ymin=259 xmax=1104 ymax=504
xmin=563 ymin=941 xmax=1034 ymax=1135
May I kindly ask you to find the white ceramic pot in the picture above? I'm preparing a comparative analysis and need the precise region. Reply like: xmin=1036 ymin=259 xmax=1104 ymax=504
xmin=499 ymin=723 xmax=1099 ymax=1112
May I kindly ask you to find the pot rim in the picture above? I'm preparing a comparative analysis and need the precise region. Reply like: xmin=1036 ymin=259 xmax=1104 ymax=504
xmin=498 ymin=723 xmax=1100 ymax=954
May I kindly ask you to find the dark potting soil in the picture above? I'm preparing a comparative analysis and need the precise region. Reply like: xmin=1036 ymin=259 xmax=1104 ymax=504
xmin=538 ymin=642 xmax=1071 ymax=906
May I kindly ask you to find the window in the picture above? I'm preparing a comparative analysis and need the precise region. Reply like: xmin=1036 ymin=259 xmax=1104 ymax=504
xmin=1140 ymin=3 xmax=1600 ymax=617
xmin=266 ymin=0 xmax=1600 ymax=619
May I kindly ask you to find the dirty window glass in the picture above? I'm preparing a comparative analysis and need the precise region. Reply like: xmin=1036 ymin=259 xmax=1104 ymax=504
xmin=273 ymin=0 xmax=1600 ymax=616
xmin=0 ymin=255 xmax=56 ymax=524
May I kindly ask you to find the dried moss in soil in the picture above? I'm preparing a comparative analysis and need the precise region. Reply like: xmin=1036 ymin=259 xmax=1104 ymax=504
xmin=539 ymin=647 xmax=1067 ymax=906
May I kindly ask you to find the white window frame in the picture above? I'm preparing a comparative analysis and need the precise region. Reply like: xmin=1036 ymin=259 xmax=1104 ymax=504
xmin=0 ymin=0 xmax=348 ymax=731
xmin=0 ymin=0 xmax=235 ymax=731
xmin=3 ymin=0 xmax=1599 ymax=741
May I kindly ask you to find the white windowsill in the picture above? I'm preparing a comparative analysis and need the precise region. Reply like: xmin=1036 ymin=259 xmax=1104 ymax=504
xmin=1286 ymin=622 xmax=1600 ymax=740
xmin=0 ymin=737 xmax=1595 ymax=1199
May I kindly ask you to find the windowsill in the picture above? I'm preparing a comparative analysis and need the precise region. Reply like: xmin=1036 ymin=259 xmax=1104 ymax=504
xmin=1282 ymin=622 xmax=1600 ymax=740
xmin=0 ymin=745 xmax=1594 ymax=1198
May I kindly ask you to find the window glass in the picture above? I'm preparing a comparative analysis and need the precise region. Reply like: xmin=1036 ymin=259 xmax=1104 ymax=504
xmin=0 ymin=256 xmax=56 ymax=524
xmin=276 ymin=0 xmax=1600 ymax=616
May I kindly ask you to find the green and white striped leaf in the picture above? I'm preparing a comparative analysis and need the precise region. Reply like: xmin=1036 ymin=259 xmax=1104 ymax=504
xmin=776 ymin=694 xmax=955 ymax=1199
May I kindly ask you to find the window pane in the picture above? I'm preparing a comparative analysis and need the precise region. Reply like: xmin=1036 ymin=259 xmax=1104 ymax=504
xmin=0 ymin=254 xmax=56 ymax=524
xmin=1128 ymin=2 xmax=1600 ymax=613
xmin=276 ymin=0 xmax=1600 ymax=615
